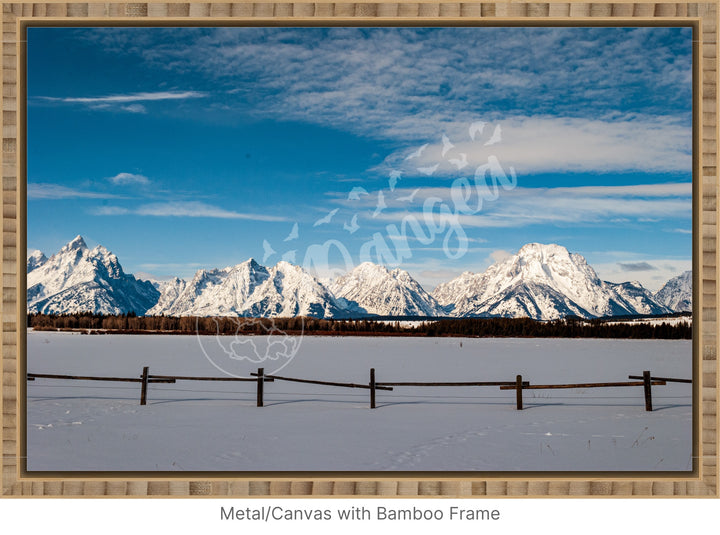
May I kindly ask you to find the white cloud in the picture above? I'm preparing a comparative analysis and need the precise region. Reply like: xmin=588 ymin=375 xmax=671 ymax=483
xmin=371 ymin=182 xmax=691 ymax=229
xmin=382 ymin=115 xmax=691 ymax=174
xmin=35 ymin=90 xmax=206 ymax=114
xmin=94 ymin=201 xmax=289 ymax=222
xmin=489 ymin=250 xmax=512 ymax=263
xmin=91 ymin=206 xmax=129 ymax=215
xmin=108 ymin=172 xmax=150 ymax=185
xmin=28 ymin=183 xmax=123 ymax=200
xmin=40 ymin=90 xmax=207 ymax=104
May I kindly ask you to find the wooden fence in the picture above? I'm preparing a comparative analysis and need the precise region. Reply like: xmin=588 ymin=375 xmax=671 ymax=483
xmin=27 ymin=368 xmax=690 ymax=411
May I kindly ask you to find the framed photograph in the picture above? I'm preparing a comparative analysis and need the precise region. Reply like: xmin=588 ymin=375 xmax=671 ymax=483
xmin=2 ymin=1 xmax=718 ymax=498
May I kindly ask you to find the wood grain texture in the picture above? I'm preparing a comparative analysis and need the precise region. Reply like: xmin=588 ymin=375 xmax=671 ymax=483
xmin=0 ymin=0 xmax=717 ymax=498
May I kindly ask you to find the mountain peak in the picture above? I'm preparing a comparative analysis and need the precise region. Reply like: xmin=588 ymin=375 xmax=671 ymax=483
xmin=516 ymin=242 xmax=568 ymax=257
xmin=274 ymin=260 xmax=300 ymax=271
xmin=61 ymin=235 xmax=87 ymax=253
xmin=355 ymin=261 xmax=394 ymax=275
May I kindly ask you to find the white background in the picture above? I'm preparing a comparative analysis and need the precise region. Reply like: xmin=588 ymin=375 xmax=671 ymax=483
xmin=0 ymin=498 xmax=718 ymax=534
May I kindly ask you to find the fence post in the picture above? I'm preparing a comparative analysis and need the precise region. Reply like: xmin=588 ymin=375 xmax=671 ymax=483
xmin=516 ymin=374 xmax=523 ymax=410
xmin=140 ymin=366 xmax=149 ymax=406
xmin=257 ymin=367 xmax=264 ymax=408
xmin=370 ymin=368 xmax=376 ymax=409
xmin=643 ymin=370 xmax=653 ymax=411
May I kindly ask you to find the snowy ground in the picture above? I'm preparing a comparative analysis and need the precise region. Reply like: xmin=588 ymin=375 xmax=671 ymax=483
xmin=26 ymin=331 xmax=692 ymax=472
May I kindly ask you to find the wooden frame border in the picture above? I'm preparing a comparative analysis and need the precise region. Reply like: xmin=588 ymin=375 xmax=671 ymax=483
xmin=1 ymin=1 xmax=717 ymax=497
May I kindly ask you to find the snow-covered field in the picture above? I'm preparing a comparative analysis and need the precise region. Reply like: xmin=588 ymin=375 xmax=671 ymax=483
xmin=27 ymin=331 xmax=692 ymax=472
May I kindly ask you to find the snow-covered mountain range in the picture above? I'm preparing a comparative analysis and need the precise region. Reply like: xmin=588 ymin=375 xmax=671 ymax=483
xmin=27 ymin=237 xmax=691 ymax=320
xmin=145 ymin=259 xmax=345 ymax=318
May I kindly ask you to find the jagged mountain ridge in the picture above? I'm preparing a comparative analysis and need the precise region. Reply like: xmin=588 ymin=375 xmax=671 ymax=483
xmin=146 ymin=259 xmax=270 ymax=316
xmin=147 ymin=259 xmax=346 ymax=318
xmin=27 ymin=236 xmax=159 ymax=315
xmin=28 ymin=237 xmax=687 ymax=320
xmin=329 ymin=262 xmax=443 ymax=317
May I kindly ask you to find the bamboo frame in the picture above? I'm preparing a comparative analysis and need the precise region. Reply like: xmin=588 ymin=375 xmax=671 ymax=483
xmin=1 ymin=0 xmax=717 ymax=498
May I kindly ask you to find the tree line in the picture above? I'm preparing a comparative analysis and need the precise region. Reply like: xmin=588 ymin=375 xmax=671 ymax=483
xmin=27 ymin=313 xmax=692 ymax=339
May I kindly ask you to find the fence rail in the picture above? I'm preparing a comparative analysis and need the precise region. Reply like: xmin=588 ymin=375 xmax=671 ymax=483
xmin=149 ymin=374 xmax=274 ymax=382
xmin=499 ymin=381 xmax=667 ymax=389
xmin=628 ymin=375 xmax=692 ymax=384
xmin=27 ymin=368 xmax=690 ymax=411
xmin=376 ymin=381 xmax=529 ymax=387
xmin=26 ymin=372 xmax=175 ymax=383
xmin=250 ymin=372 xmax=393 ymax=391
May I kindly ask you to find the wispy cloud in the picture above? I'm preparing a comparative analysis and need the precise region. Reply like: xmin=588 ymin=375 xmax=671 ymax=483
xmin=92 ymin=206 xmax=130 ymax=215
xmin=108 ymin=172 xmax=150 ymax=185
xmin=121 ymin=104 xmax=147 ymax=114
xmin=93 ymin=201 xmax=288 ymax=222
xmin=35 ymin=90 xmax=206 ymax=113
xmin=28 ymin=183 xmax=123 ymax=200
xmin=370 ymin=182 xmax=691 ymax=229
xmin=80 ymin=27 xmax=692 ymax=147
xmin=39 ymin=90 xmax=206 ymax=104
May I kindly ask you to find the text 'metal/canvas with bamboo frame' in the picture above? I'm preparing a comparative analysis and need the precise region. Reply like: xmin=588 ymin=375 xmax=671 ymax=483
xmin=1 ymin=0 xmax=718 ymax=497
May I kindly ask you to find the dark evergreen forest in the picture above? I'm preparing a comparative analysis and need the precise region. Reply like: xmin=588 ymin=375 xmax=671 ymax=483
xmin=27 ymin=313 xmax=692 ymax=339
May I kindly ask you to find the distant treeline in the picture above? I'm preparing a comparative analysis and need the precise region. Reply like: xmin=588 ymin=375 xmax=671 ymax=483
xmin=27 ymin=313 xmax=692 ymax=339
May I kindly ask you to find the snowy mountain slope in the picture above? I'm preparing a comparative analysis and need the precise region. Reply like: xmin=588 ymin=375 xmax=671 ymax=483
xmin=462 ymin=281 xmax=596 ymax=320
xmin=608 ymin=281 xmax=673 ymax=316
xmin=329 ymin=262 xmax=443 ymax=317
xmin=27 ymin=250 xmax=48 ymax=273
xmin=240 ymin=261 xmax=345 ymax=318
xmin=654 ymin=271 xmax=692 ymax=312
xmin=432 ymin=243 xmax=671 ymax=320
xmin=27 ymin=236 xmax=159 ymax=315
xmin=144 ymin=277 xmax=188 ymax=315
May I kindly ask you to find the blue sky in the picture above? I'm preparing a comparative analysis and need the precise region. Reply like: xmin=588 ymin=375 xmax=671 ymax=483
xmin=27 ymin=27 xmax=692 ymax=291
